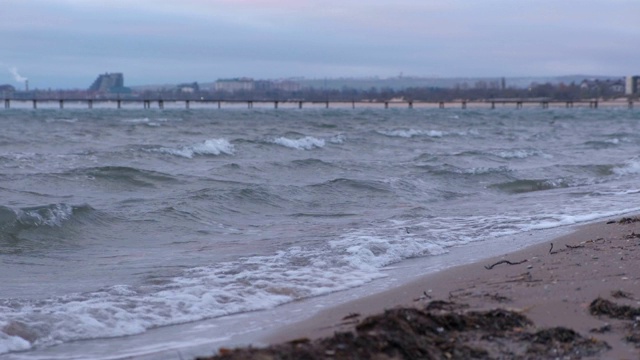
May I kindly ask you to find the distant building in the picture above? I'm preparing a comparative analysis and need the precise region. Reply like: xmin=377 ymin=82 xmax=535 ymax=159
xmin=580 ymin=78 xmax=625 ymax=95
xmin=89 ymin=72 xmax=131 ymax=93
xmin=177 ymin=82 xmax=199 ymax=93
xmin=273 ymin=80 xmax=301 ymax=92
xmin=626 ymin=75 xmax=639 ymax=95
xmin=0 ymin=84 xmax=15 ymax=94
xmin=214 ymin=78 xmax=254 ymax=92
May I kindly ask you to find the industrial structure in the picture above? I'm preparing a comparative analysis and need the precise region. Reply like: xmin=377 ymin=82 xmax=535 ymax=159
xmin=89 ymin=72 xmax=131 ymax=94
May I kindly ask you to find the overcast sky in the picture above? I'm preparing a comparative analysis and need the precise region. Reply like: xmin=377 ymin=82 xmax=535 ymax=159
xmin=1 ymin=0 xmax=639 ymax=89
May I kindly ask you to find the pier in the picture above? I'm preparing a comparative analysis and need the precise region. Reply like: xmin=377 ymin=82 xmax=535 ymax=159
xmin=0 ymin=97 xmax=635 ymax=110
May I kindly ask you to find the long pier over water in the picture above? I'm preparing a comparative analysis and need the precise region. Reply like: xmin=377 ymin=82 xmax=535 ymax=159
xmin=2 ymin=98 xmax=636 ymax=110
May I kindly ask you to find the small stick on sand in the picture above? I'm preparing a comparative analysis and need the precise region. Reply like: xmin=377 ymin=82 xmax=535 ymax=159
xmin=484 ymin=259 xmax=528 ymax=270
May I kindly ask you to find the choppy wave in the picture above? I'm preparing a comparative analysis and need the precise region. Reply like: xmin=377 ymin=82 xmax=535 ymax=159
xmin=612 ymin=157 xmax=640 ymax=176
xmin=418 ymin=164 xmax=511 ymax=177
xmin=273 ymin=136 xmax=325 ymax=150
xmin=489 ymin=148 xmax=548 ymax=159
xmin=377 ymin=129 xmax=444 ymax=138
xmin=0 ymin=203 xmax=92 ymax=234
xmin=456 ymin=148 xmax=548 ymax=160
xmin=156 ymin=138 xmax=235 ymax=158
xmin=66 ymin=166 xmax=178 ymax=187
xmin=310 ymin=178 xmax=392 ymax=194
xmin=490 ymin=178 xmax=570 ymax=194
xmin=0 ymin=220 xmax=451 ymax=354
xmin=584 ymin=139 xmax=624 ymax=149
xmin=4 ymin=202 xmax=636 ymax=354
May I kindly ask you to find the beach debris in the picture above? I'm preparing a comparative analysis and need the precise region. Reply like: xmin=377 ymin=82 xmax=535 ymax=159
xmin=589 ymin=298 xmax=640 ymax=349
xmin=522 ymin=327 xmax=610 ymax=358
xmin=484 ymin=259 xmax=528 ymax=270
xmin=341 ymin=313 xmax=360 ymax=321
xmin=200 ymin=302 xmax=609 ymax=360
xmin=624 ymin=232 xmax=640 ymax=239
xmin=618 ymin=217 xmax=640 ymax=224
xmin=611 ymin=290 xmax=634 ymax=299
xmin=424 ymin=300 xmax=466 ymax=312
xmin=549 ymin=242 xmax=555 ymax=254
xmin=413 ymin=291 xmax=432 ymax=302
xmin=484 ymin=293 xmax=511 ymax=303
xmin=565 ymin=244 xmax=585 ymax=249
xmin=627 ymin=320 xmax=640 ymax=348
xmin=589 ymin=297 xmax=640 ymax=320
xmin=590 ymin=324 xmax=612 ymax=334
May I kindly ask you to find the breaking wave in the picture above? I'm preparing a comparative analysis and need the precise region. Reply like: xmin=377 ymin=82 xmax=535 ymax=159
xmin=156 ymin=138 xmax=235 ymax=158
xmin=490 ymin=178 xmax=571 ymax=194
xmin=0 ymin=203 xmax=93 ymax=234
xmin=612 ymin=157 xmax=640 ymax=176
xmin=377 ymin=129 xmax=444 ymax=138
xmin=273 ymin=136 xmax=325 ymax=150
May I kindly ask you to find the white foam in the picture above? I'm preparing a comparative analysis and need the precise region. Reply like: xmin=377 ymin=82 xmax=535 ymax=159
xmin=273 ymin=136 xmax=325 ymax=150
xmin=378 ymin=129 xmax=444 ymax=138
xmin=0 ymin=332 xmax=31 ymax=354
xmin=2 ymin=203 xmax=637 ymax=355
xmin=157 ymin=139 xmax=235 ymax=158
xmin=613 ymin=157 xmax=640 ymax=175
xmin=490 ymin=148 xmax=544 ymax=159
xmin=15 ymin=203 xmax=74 ymax=227
xmin=329 ymin=134 xmax=346 ymax=144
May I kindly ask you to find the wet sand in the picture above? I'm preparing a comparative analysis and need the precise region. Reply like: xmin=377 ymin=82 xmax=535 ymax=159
xmin=198 ymin=216 xmax=640 ymax=359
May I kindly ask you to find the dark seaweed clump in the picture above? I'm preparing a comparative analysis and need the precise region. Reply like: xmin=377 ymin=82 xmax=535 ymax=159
xmin=199 ymin=302 xmax=609 ymax=360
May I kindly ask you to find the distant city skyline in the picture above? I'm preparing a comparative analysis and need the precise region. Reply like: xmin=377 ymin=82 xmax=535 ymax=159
xmin=2 ymin=0 xmax=639 ymax=89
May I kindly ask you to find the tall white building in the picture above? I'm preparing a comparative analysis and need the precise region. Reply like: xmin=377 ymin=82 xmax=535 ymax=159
xmin=626 ymin=75 xmax=639 ymax=95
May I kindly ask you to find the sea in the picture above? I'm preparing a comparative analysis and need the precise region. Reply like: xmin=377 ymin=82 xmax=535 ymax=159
xmin=1 ymin=104 xmax=639 ymax=359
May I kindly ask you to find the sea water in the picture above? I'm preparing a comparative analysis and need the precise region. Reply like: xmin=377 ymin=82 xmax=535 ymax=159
xmin=1 ymin=107 xmax=640 ymax=358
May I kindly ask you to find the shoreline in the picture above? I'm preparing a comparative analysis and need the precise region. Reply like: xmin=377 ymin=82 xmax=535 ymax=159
xmin=199 ymin=216 xmax=640 ymax=359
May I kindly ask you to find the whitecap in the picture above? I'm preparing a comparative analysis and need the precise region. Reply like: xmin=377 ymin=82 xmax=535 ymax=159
xmin=613 ymin=157 xmax=640 ymax=176
xmin=157 ymin=139 xmax=235 ymax=158
xmin=378 ymin=129 xmax=444 ymax=138
xmin=273 ymin=136 xmax=325 ymax=150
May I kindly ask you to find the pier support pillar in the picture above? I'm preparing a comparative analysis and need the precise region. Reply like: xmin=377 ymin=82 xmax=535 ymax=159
xmin=384 ymin=102 xmax=389 ymax=109
xmin=629 ymin=101 xmax=634 ymax=110
xmin=117 ymin=100 xmax=122 ymax=109
xmin=461 ymin=101 xmax=467 ymax=109
xmin=516 ymin=101 xmax=522 ymax=109
xmin=352 ymin=100 xmax=355 ymax=109
xmin=158 ymin=100 xmax=164 ymax=109
xmin=185 ymin=100 xmax=190 ymax=109
xmin=88 ymin=100 xmax=93 ymax=109
xmin=298 ymin=101 xmax=303 ymax=109
xmin=274 ymin=101 xmax=278 ymax=109
xmin=491 ymin=101 xmax=495 ymax=109
xmin=32 ymin=100 xmax=37 ymax=109
xmin=325 ymin=101 xmax=329 ymax=109
xmin=59 ymin=100 xmax=64 ymax=109
xmin=218 ymin=101 xmax=221 ymax=109
xmin=566 ymin=101 xmax=573 ymax=108
xmin=542 ymin=101 xmax=549 ymax=109
xmin=4 ymin=99 xmax=9 ymax=109
xmin=439 ymin=102 xmax=444 ymax=109
xmin=409 ymin=101 xmax=413 ymax=109
xmin=248 ymin=101 xmax=253 ymax=109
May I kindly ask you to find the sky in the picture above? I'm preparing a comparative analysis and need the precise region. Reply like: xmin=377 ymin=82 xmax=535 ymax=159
xmin=1 ymin=0 xmax=639 ymax=89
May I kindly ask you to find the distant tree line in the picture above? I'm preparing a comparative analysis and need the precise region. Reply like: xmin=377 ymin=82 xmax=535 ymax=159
xmin=3 ymin=79 xmax=633 ymax=101
xmin=142 ymin=80 xmax=628 ymax=102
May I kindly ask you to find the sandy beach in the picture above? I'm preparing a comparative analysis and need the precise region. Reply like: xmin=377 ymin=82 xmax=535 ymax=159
xmin=197 ymin=216 xmax=640 ymax=359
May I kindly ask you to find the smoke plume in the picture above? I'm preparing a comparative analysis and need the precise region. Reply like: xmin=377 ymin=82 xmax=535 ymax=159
xmin=9 ymin=67 xmax=28 ymax=83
